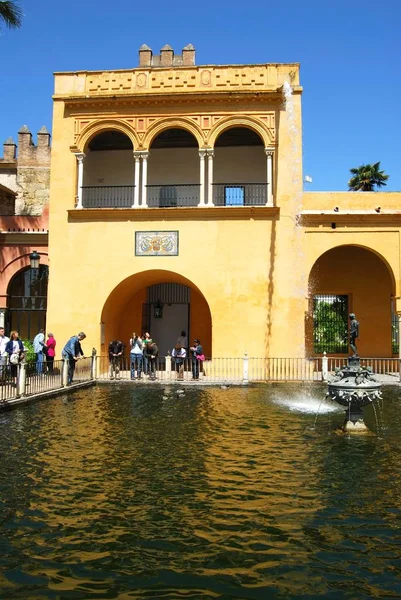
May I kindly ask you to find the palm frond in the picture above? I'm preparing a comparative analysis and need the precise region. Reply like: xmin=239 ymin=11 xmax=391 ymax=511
xmin=0 ymin=1 xmax=23 ymax=29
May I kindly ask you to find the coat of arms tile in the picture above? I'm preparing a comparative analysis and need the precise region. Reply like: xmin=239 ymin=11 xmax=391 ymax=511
xmin=135 ymin=231 xmax=179 ymax=256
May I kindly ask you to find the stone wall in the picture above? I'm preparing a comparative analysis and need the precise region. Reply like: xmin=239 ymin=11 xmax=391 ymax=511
xmin=0 ymin=126 xmax=51 ymax=215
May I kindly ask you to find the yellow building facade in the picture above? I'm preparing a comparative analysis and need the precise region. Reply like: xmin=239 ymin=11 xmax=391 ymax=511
xmin=47 ymin=46 xmax=401 ymax=359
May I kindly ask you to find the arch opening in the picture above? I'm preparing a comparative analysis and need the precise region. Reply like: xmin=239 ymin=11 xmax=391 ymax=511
xmin=148 ymin=128 xmax=201 ymax=208
xmin=6 ymin=265 xmax=48 ymax=340
xmin=101 ymin=270 xmax=212 ymax=359
xmin=213 ymin=127 xmax=267 ymax=206
xmin=307 ymin=245 xmax=396 ymax=358
xmin=83 ymin=129 xmax=135 ymax=208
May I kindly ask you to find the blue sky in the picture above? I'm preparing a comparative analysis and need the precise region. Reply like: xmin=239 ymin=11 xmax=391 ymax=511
xmin=1 ymin=0 xmax=400 ymax=191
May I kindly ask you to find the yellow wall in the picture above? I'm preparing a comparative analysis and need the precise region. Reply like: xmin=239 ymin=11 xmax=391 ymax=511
xmin=47 ymin=61 xmax=401 ymax=359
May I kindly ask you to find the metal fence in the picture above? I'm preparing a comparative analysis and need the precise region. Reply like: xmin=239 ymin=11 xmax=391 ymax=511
xmin=213 ymin=183 xmax=268 ymax=206
xmin=96 ymin=355 xmax=401 ymax=384
xmin=82 ymin=186 xmax=135 ymax=208
xmin=313 ymin=294 xmax=348 ymax=354
xmin=0 ymin=357 xmax=94 ymax=405
xmin=146 ymin=184 xmax=200 ymax=208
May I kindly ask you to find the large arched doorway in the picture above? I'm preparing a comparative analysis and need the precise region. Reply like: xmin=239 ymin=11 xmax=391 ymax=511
xmin=308 ymin=245 xmax=396 ymax=357
xmin=6 ymin=265 xmax=49 ymax=340
xmin=101 ymin=270 xmax=212 ymax=357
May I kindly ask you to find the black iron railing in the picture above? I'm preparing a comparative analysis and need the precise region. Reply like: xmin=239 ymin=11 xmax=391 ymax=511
xmin=213 ymin=183 xmax=268 ymax=206
xmin=146 ymin=184 xmax=200 ymax=208
xmin=82 ymin=186 xmax=135 ymax=208
xmin=313 ymin=294 xmax=349 ymax=354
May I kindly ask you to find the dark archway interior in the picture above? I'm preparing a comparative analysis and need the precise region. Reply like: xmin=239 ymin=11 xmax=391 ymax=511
xmin=150 ymin=128 xmax=198 ymax=149
xmin=215 ymin=127 xmax=264 ymax=147
xmin=88 ymin=131 xmax=133 ymax=151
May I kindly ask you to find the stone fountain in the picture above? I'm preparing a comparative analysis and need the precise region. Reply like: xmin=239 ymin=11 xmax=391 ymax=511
xmin=327 ymin=313 xmax=382 ymax=432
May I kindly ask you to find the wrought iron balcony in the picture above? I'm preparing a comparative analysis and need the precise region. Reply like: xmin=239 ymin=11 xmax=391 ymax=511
xmin=82 ymin=186 xmax=135 ymax=208
xmin=147 ymin=184 xmax=200 ymax=208
xmin=212 ymin=183 xmax=268 ymax=206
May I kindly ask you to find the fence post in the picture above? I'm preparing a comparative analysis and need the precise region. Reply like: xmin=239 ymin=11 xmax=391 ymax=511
xmin=17 ymin=362 xmax=26 ymax=397
xmin=62 ymin=358 xmax=69 ymax=387
xmin=166 ymin=353 xmax=172 ymax=380
xmin=91 ymin=348 xmax=97 ymax=380
xmin=243 ymin=351 xmax=249 ymax=385
xmin=322 ymin=351 xmax=328 ymax=381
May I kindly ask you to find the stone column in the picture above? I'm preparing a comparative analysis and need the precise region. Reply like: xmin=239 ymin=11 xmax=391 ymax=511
xmin=398 ymin=313 xmax=401 ymax=382
xmin=0 ymin=309 xmax=5 ymax=329
xmin=133 ymin=151 xmax=141 ymax=208
xmin=141 ymin=152 xmax=149 ymax=208
xmin=207 ymin=149 xmax=214 ymax=206
xmin=75 ymin=153 xmax=86 ymax=209
xmin=265 ymin=148 xmax=274 ymax=206
xmin=199 ymin=150 xmax=206 ymax=207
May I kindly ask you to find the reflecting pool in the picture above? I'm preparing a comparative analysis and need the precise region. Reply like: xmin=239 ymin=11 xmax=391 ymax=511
xmin=1 ymin=383 xmax=401 ymax=598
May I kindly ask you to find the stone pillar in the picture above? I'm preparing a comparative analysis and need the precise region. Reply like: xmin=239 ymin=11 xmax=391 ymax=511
xmin=133 ymin=151 xmax=141 ymax=208
xmin=199 ymin=150 xmax=206 ymax=207
xmin=207 ymin=149 xmax=214 ymax=206
xmin=75 ymin=153 xmax=85 ymax=209
xmin=0 ymin=309 xmax=5 ymax=329
xmin=3 ymin=137 xmax=17 ymax=162
xmin=398 ymin=313 xmax=401 ymax=382
xmin=242 ymin=351 xmax=249 ymax=385
xmin=265 ymin=148 xmax=274 ymax=206
xmin=17 ymin=362 xmax=27 ymax=397
xmin=322 ymin=351 xmax=328 ymax=381
xmin=166 ymin=354 xmax=172 ymax=380
xmin=141 ymin=152 xmax=149 ymax=208
xmin=62 ymin=358 xmax=69 ymax=387
xmin=139 ymin=44 xmax=152 ymax=67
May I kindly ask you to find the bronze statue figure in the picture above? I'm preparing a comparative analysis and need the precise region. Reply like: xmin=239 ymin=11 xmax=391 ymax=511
xmin=349 ymin=313 xmax=359 ymax=357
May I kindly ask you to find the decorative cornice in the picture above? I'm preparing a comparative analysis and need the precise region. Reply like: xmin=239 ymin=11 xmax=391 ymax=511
xmin=299 ymin=210 xmax=401 ymax=226
xmin=67 ymin=206 xmax=280 ymax=222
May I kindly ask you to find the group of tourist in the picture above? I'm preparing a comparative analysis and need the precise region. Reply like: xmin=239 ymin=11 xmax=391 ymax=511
xmin=0 ymin=327 xmax=87 ymax=386
xmin=108 ymin=330 xmax=205 ymax=381
xmin=1 ymin=324 xmax=206 ymax=386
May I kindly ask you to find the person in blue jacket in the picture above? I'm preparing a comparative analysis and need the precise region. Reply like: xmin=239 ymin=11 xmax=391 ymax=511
xmin=62 ymin=332 xmax=86 ymax=384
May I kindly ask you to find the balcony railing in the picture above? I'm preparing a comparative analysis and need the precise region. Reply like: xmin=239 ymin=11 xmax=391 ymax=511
xmin=82 ymin=186 xmax=135 ymax=208
xmin=213 ymin=183 xmax=268 ymax=206
xmin=147 ymin=184 xmax=200 ymax=208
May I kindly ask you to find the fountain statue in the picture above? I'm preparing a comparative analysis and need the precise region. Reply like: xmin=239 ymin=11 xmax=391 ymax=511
xmin=327 ymin=313 xmax=382 ymax=433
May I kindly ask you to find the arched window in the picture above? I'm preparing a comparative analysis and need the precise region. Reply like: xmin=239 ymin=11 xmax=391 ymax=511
xmin=6 ymin=265 xmax=48 ymax=340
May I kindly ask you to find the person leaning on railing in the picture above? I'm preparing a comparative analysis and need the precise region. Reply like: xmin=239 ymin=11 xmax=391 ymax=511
xmin=62 ymin=332 xmax=86 ymax=385
xmin=5 ymin=331 xmax=25 ymax=386
xmin=144 ymin=341 xmax=159 ymax=380
xmin=108 ymin=339 xmax=123 ymax=380
xmin=190 ymin=338 xmax=204 ymax=380
xmin=172 ymin=344 xmax=186 ymax=380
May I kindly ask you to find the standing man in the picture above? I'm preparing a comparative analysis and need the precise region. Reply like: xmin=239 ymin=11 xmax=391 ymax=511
xmin=62 ymin=332 xmax=86 ymax=384
xmin=349 ymin=313 xmax=360 ymax=357
xmin=33 ymin=328 xmax=46 ymax=375
xmin=0 ymin=327 xmax=10 ymax=380
xmin=108 ymin=339 xmax=123 ymax=380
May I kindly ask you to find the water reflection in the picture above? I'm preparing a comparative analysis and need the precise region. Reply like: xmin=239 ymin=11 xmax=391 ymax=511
xmin=0 ymin=384 xmax=401 ymax=598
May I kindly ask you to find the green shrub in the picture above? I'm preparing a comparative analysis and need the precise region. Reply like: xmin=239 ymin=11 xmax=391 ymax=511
xmin=22 ymin=339 xmax=36 ymax=364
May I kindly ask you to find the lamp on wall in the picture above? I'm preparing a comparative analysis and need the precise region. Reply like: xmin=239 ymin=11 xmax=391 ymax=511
xmin=154 ymin=299 xmax=164 ymax=319
xmin=29 ymin=250 xmax=40 ymax=280
xmin=29 ymin=250 xmax=40 ymax=270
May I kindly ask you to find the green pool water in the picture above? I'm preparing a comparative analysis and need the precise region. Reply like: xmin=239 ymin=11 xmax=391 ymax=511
xmin=1 ymin=383 xmax=401 ymax=599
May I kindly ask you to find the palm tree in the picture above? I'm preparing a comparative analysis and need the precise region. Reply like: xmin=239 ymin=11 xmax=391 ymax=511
xmin=348 ymin=162 xmax=389 ymax=191
xmin=0 ymin=1 xmax=23 ymax=29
